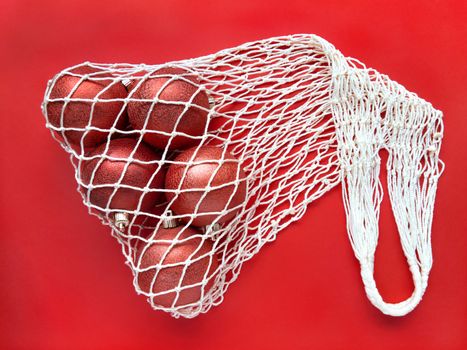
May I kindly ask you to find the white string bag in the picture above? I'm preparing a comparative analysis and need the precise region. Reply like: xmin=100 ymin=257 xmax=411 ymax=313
xmin=42 ymin=34 xmax=443 ymax=318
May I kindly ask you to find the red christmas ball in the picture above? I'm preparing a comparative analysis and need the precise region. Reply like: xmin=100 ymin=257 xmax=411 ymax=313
xmin=135 ymin=226 xmax=219 ymax=308
xmin=165 ymin=146 xmax=247 ymax=227
xmin=47 ymin=66 xmax=128 ymax=148
xmin=80 ymin=138 xmax=165 ymax=214
xmin=127 ymin=67 xmax=210 ymax=150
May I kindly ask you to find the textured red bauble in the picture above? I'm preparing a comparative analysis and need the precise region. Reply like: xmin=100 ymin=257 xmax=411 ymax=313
xmin=135 ymin=226 xmax=219 ymax=308
xmin=127 ymin=67 xmax=210 ymax=150
xmin=165 ymin=146 xmax=247 ymax=227
xmin=47 ymin=67 xmax=128 ymax=148
xmin=80 ymin=138 xmax=165 ymax=214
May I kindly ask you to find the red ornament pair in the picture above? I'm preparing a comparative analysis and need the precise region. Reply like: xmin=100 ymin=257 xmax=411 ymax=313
xmin=79 ymin=141 xmax=247 ymax=229
xmin=47 ymin=66 xmax=210 ymax=150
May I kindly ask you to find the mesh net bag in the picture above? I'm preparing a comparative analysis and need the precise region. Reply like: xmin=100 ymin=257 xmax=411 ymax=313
xmin=41 ymin=34 xmax=444 ymax=318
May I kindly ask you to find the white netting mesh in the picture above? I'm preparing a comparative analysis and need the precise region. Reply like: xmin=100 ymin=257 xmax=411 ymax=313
xmin=41 ymin=34 xmax=443 ymax=318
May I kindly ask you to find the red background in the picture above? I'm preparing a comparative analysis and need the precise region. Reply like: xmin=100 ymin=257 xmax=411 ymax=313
xmin=1 ymin=1 xmax=466 ymax=349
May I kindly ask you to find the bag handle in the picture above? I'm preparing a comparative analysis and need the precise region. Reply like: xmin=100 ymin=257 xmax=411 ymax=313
xmin=332 ymin=65 xmax=443 ymax=316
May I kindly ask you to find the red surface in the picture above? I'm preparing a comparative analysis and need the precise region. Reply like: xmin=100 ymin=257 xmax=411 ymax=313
xmin=1 ymin=1 xmax=466 ymax=349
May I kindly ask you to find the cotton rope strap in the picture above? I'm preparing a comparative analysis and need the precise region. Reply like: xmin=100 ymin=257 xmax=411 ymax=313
xmin=42 ymin=34 xmax=444 ymax=318
xmin=322 ymin=37 xmax=444 ymax=316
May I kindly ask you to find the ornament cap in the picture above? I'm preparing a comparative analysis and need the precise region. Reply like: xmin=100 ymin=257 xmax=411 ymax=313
xmin=114 ymin=212 xmax=129 ymax=231
xmin=162 ymin=210 xmax=178 ymax=229
xmin=208 ymin=94 xmax=216 ymax=108
xmin=121 ymin=79 xmax=132 ymax=87
xmin=202 ymin=222 xmax=222 ymax=235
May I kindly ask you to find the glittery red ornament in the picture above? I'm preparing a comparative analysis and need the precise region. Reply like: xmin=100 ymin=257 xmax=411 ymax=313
xmin=127 ymin=67 xmax=210 ymax=150
xmin=80 ymin=138 xmax=165 ymax=214
xmin=136 ymin=226 xmax=219 ymax=308
xmin=47 ymin=66 xmax=128 ymax=148
xmin=165 ymin=146 xmax=247 ymax=227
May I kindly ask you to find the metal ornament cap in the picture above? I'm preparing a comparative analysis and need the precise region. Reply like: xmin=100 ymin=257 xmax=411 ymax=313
xmin=162 ymin=210 xmax=178 ymax=229
xmin=114 ymin=212 xmax=130 ymax=231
